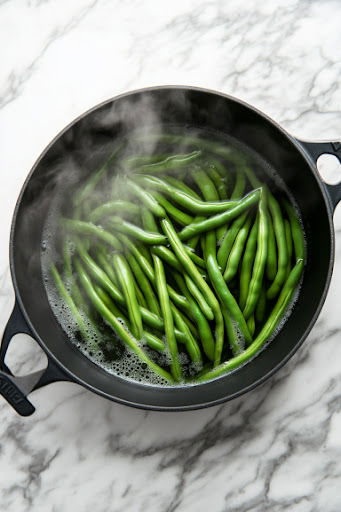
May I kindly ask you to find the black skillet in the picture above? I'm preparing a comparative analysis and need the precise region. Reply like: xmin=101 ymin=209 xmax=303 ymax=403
xmin=1 ymin=86 xmax=340 ymax=416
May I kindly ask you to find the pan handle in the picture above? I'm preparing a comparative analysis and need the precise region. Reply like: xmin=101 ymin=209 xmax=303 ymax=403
xmin=0 ymin=301 xmax=69 ymax=416
xmin=296 ymin=139 xmax=341 ymax=210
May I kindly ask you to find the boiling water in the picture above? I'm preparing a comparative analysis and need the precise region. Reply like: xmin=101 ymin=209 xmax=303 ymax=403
xmin=41 ymin=126 xmax=305 ymax=386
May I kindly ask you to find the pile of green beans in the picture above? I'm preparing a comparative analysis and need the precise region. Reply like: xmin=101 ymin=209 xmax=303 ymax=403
xmin=49 ymin=133 xmax=305 ymax=384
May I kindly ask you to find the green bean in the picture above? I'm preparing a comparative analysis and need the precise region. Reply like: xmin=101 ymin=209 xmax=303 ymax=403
xmin=137 ymin=175 xmax=240 ymax=214
xmin=184 ymin=274 xmax=214 ymax=321
xmin=207 ymin=165 xmax=228 ymax=200
xmin=139 ymin=308 xmax=188 ymax=345
xmin=142 ymin=332 xmax=166 ymax=352
xmin=204 ymin=231 xmax=252 ymax=355
xmin=223 ymin=214 xmax=253 ymax=282
xmin=192 ymin=167 xmax=219 ymax=202
xmin=266 ymin=210 xmax=277 ymax=281
xmin=184 ymin=247 xmax=206 ymax=269
xmin=135 ymin=283 xmax=147 ymax=308
xmin=174 ymin=273 xmax=215 ymax=361
xmin=51 ymin=264 xmax=96 ymax=348
xmin=163 ymin=176 xmax=202 ymax=199
xmin=283 ymin=200 xmax=305 ymax=261
xmin=151 ymin=191 xmax=193 ymax=226
xmin=163 ymin=177 xmax=202 ymax=249
xmin=109 ymin=217 xmax=167 ymax=245
xmin=94 ymin=284 xmax=124 ymax=317
xmin=243 ymin=191 xmax=269 ymax=320
xmin=135 ymin=150 xmax=202 ymax=174
xmin=153 ymin=254 xmax=182 ymax=381
xmin=179 ymin=189 xmax=261 ymax=241
xmin=62 ymin=219 xmax=122 ymax=251
xmin=175 ymin=305 xmax=199 ymax=339
xmin=138 ymin=243 xmax=153 ymax=266
xmin=197 ymin=259 xmax=304 ymax=381
xmin=63 ymin=239 xmax=89 ymax=314
xmin=239 ymin=216 xmax=259 ymax=310
xmin=73 ymin=144 xmax=122 ymax=207
xmin=94 ymin=247 xmax=118 ymax=286
xmin=76 ymin=260 xmax=173 ymax=382
xmin=221 ymin=308 xmax=244 ymax=356
xmin=170 ymin=305 xmax=202 ymax=363
xmin=217 ymin=212 xmax=247 ymax=270
xmin=118 ymin=234 xmax=155 ymax=281
xmin=122 ymin=153 xmax=171 ymax=169
xmin=151 ymin=246 xmax=183 ymax=272
xmin=247 ymin=315 xmax=255 ymax=337
xmin=284 ymin=219 xmax=293 ymax=278
xmin=89 ymin=201 xmax=140 ymax=223
xmin=76 ymin=241 xmax=124 ymax=305
xmin=231 ymin=169 xmax=246 ymax=200
xmin=255 ymin=286 xmax=266 ymax=324
xmin=126 ymin=180 xmax=165 ymax=217
xmin=113 ymin=253 xmax=143 ymax=339
xmin=134 ymin=133 xmax=236 ymax=159
xmin=125 ymin=252 xmax=160 ymax=316
xmin=206 ymin=164 xmax=228 ymax=240
xmin=267 ymin=196 xmax=288 ymax=299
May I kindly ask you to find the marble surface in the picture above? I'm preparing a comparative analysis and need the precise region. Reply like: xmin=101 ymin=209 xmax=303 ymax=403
xmin=1 ymin=1 xmax=341 ymax=510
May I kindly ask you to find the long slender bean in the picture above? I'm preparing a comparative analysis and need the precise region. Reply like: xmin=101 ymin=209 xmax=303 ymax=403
xmin=179 ymin=189 xmax=261 ymax=241
xmin=136 ymin=175 xmax=241 ymax=214
xmin=73 ymin=143 xmax=122 ymax=207
xmin=267 ymin=196 xmax=288 ymax=299
xmin=224 ymin=214 xmax=253 ymax=282
xmin=217 ymin=212 xmax=248 ymax=270
xmin=243 ymin=190 xmax=269 ymax=319
xmin=221 ymin=307 xmax=244 ymax=356
xmin=126 ymin=180 xmax=165 ymax=217
xmin=284 ymin=219 xmax=293 ymax=278
xmin=184 ymin=274 xmax=214 ymax=321
xmin=151 ymin=191 xmax=193 ymax=226
xmin=113 ymin=253 xmax=143 ymax=339
xmin=109 ymin=217 xmax=167 ymax=245
xmin=62 ymin=219 xmax=122 ymax=251
xmin=174 ymin=273 xmax=215 ymax=361
xmin=255 ymin=286 xmax=266 ymax=324
xmin=266 ymin=210 xmax=277 ymax=281
xmin=239 ymin=216 xmax=259 ymax=310
xmin=51 ymin=264 xmax=96 ymax=347
xmin=283 ymin=200 xmax=305 ymax=261
xmin=153 ymin=254 xmax=182 ymax=381
xmin=135 ymin=150 xmax=202 ymax=174
xmin=170 ymin=305 xmax=202 ymax=363
xmin=89 ymin=201 xmax=140 ymax=223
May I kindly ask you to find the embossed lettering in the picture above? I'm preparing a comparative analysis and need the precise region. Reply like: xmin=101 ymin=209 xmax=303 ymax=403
xmin=0 ymin=376 xmax=24 ymax=404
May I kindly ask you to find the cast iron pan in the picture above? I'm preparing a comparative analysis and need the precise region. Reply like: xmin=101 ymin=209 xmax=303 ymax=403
xmin=1 ymin=86 xmax=340 ymax=416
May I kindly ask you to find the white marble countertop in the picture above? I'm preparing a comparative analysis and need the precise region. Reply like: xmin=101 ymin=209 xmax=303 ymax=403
xmin=1 ymin=1 xmax=341 ymax=511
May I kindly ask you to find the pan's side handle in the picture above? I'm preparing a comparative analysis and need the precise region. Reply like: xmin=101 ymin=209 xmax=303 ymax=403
xmin=296 ymin=139 xmax=341 ymax=210
xmin=0 ymin=301 xmax=69 ymax=416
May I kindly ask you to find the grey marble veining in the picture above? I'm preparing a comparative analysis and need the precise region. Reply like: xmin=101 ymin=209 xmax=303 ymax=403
xmin=0 ymin=1 xmax=341 ymax=511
